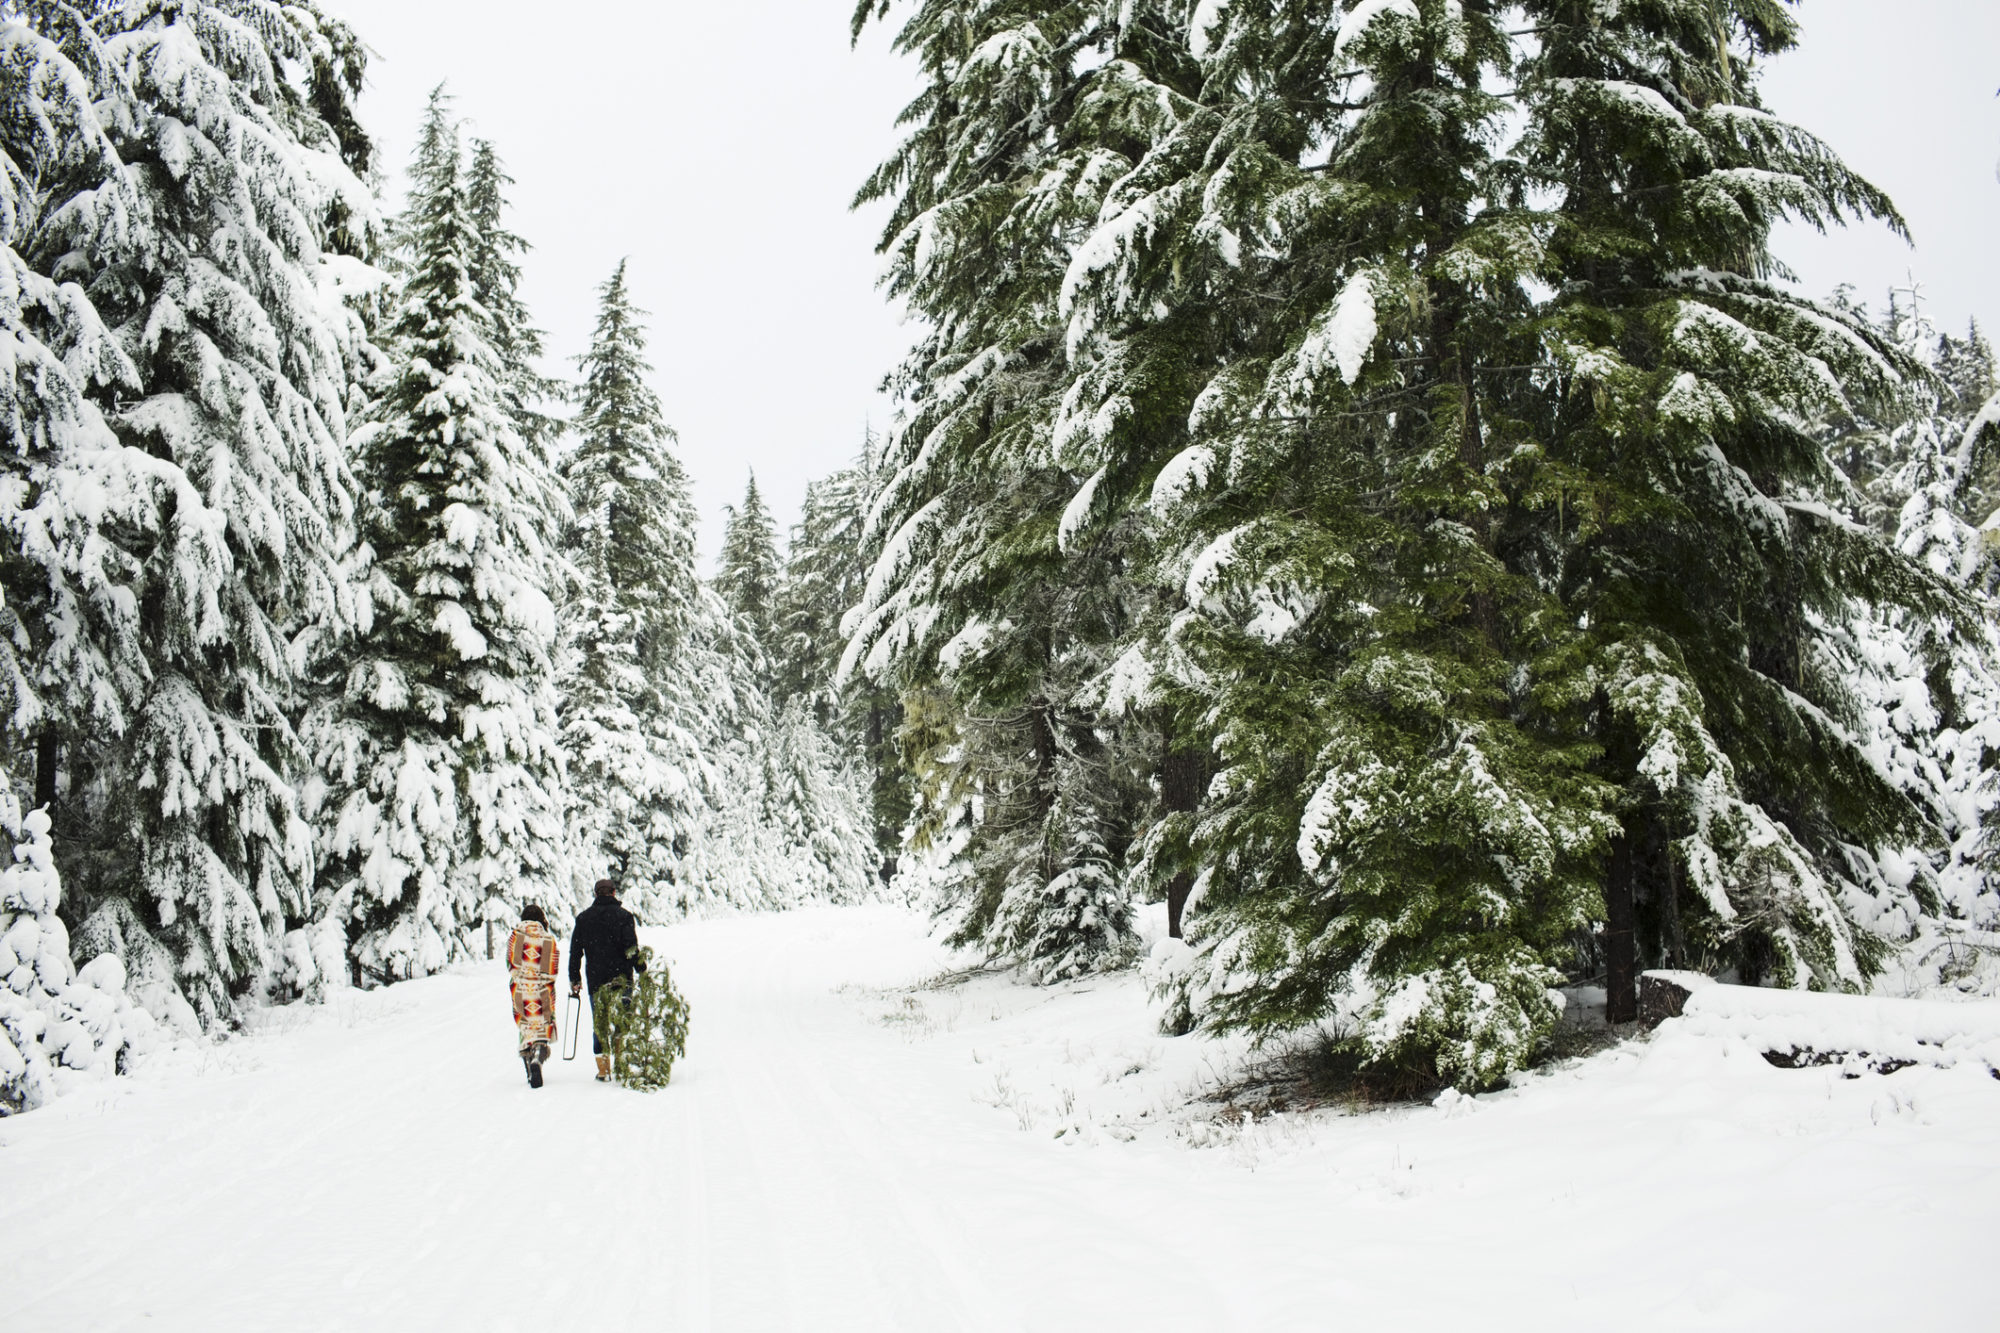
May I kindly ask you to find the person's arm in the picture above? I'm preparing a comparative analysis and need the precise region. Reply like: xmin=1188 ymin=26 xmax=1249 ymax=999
xmin=568 ymin=920 xmax=584 ymax=992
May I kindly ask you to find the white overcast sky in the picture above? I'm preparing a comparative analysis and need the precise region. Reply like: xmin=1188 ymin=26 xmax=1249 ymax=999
xmin=323 ymin=0 xmax=2000 ymax=564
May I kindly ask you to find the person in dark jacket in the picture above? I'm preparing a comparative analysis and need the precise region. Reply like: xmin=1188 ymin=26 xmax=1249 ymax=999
xmin=569 ymin=878 xmax=647 ymax=1082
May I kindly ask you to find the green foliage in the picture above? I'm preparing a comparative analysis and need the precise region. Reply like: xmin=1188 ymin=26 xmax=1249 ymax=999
xmin=595 ymin=947 xmax=691 ymax=1091
xmin=841 ymin=0 xmax=1163 ymax=977
xmin=855 ymin=0 xmax=1968 ymax=1086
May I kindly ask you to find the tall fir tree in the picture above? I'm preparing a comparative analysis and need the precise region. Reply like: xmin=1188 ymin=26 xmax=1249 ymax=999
xmin=306 ymin=93 xmax=570 ymax=982
xmin=1519 ymin=0 xmax=1955 ymax=1018
xmin=3 ymin=0 xmax=378 ymax=1026
xmin=1 ymin=4 xmax=149 ymax=804
xmin=1816 ymin=288 xmax=2000 ymax=982
xmin=558 ymin=260 xmax=709 ymax=909
xmin=773 ymin=440 xmax=875 ymax=719
xmin=844 ymin=0 xmax=1160 ymax=980
xmin=466 ymin=135 xmax=563 ymax=467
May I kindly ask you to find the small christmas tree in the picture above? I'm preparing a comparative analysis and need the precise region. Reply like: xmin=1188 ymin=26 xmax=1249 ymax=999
xmin=594 ymin=946 xmax=690 ymax=1090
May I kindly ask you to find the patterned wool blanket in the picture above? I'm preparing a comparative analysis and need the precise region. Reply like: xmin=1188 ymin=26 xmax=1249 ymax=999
xmin=507 ymin=924 xmax=561 ymax=1051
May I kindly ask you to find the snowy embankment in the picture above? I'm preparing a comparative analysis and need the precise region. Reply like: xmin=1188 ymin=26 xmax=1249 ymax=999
xmin=1658 ymin=970 xmax=2000 ymax=1074
xmin=3 ymin=907 xmax=1996 ymax=1332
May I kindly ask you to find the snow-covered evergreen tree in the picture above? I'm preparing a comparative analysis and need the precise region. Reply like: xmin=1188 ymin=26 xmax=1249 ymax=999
xmin=858 ymin=0 xmax=1976 ymax=1084
xmin=558 ymin=259 xmax=708 ymax=907
xmin=466 ymin=135 xmax=562 ymax=468
xmin=774 ymin=441 xmax=874 ymax=719
xmin=0 ymin=0 xmax=379 ymax=1025
xmin=755 ymin=697 xmax=877 ymax=907
xmin=1083 ymin=0 xmax=1622 ymax=1084
xmin=307 ymin=93 xmax=570 ymax=981
xmin=844 ymin=0 xmax=1153 ymax=979
xmin=0 ymin=7 xmax=150 ymax=794
xmin=1816 ymin=288 xmax=2000 ymax=987
xmin=1519 ymin=0 xmax=1961 ymax=1016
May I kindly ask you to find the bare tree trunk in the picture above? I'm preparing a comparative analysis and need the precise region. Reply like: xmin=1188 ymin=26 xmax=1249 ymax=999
xmin=35 ymin=729 xmax=58 ymax=819
xmin=1160 ymin=736 xmax=1206 ymax=940
xmin=1605 ymin=831 xmax=1639 ymax=1024
xmin=1029 ymin=700 xmax=1060 ymax=882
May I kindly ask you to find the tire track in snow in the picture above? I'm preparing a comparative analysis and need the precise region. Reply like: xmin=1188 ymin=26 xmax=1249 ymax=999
xmin=731 ymin=925 xmax=1008 ymax=1333
xmin=677 ymin=1089 xmax=715 ymax=1331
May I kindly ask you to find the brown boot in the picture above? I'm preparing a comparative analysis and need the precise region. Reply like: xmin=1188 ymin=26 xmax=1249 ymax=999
xmin=595 ymin=1054 xmax=611 ymax=1082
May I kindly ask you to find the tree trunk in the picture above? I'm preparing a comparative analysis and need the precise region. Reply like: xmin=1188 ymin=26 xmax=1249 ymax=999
xmin=1605 ymin=831 xmax=1639 ymax=1024
xmin=1027 ymin=701 xmax=1061 ymax=882
xmin=1160 ymin=738 xmax=1206 ymax=940
xmin=34 ymin=730 xmax=58 ymax=821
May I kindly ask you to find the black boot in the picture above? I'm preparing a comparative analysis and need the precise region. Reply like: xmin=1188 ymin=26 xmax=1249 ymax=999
xmin=522 ymin=1050 xmax=536 ymax=1085
xmin=527 ymin=1043 xmax=546 ymax=1089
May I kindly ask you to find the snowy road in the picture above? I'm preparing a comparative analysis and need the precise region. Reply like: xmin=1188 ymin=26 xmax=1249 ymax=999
xmin=4 ymin=905 xmax=1998 ymax=1332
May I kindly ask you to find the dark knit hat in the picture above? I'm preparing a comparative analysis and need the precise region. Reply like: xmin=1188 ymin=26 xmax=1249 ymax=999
xmin=594 ymin=878 xmax=621 ymax=898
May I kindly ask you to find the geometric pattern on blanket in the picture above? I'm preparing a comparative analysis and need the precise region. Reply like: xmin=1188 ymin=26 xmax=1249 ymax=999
xmin=506 ymin=923 xmax=561 ymax=1052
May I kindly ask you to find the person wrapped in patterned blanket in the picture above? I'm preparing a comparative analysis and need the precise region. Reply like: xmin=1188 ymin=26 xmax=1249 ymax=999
xmin=507 ymin=905 xmax=560 ymax=1088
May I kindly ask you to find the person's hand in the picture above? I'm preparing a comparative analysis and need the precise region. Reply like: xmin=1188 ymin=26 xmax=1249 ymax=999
xmin=570 ymin=984 xmax=581 ymax=997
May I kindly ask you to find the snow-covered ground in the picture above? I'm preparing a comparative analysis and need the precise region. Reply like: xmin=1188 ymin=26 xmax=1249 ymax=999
xmin=3 ymin=905 xmax=1996 ymax=1331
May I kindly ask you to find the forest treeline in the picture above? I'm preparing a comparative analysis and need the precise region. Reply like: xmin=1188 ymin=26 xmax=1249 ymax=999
xmin=0 ymin=0 xmax=870 ymax=1108
xmin=5 ymin=0 xmax=2000 ymax=1110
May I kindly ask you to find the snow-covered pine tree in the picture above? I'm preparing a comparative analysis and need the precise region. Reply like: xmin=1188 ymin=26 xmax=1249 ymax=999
xmin=1090 ymin=0 xmax=1624 ymax=1085
xmin=1519 ymin=0 xmax=1964 ymax=1017
xmin=466 ymin=136 xmax=563 ymax=468
xmin=755 ymin=696 xmax=878 ymax=907
xmin=715 ymin=472 xmax=782 ymax=658
xmin=559 ymin=260 xmax=709 ymax=910
xmin=9 ymin=0 xmax=378 ymax=1026
xmin=844 ymin=0 xmax=1163 ymax=979
xmin=1818 ymin=286 xmax=1996 ymax=538
xmin=308 ymin=93 xmax=570 ymax=981
xmin=705 ymin=468 xmax=880 ymax=912
xmin=922 ymin=0 xmax=1974 ymax=1084
xmin=1813 ymin=288 xmax=2000 ymax=986
xmin=0 ymin=6 xmax=150 ymax=807
xmin=774 ymin=440 xmax=875 ymax=720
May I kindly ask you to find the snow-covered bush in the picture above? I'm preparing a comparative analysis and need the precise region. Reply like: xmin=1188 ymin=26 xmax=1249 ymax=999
xmin=0 ymin=796 xmax=160 ymax=1116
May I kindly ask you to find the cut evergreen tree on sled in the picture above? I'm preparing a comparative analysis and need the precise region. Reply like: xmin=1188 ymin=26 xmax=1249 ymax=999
xmin=591 ymin=946 xmax=691 ymax=1091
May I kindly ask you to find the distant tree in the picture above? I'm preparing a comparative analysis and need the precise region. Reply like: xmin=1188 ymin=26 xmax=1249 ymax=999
xmin=715 ymin=472 xmax=782 ymax=657
xmin=773 ymin=433 xmax=912 ymax=861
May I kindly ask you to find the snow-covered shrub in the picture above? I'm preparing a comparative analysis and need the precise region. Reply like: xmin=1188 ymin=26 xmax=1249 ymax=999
xmin=993 ymin=789 xmax=1137 ymax=984
xmin=275 ymin=917 xmax=353 ymax=1004
xmin=0 ymin=796 xmax=160 ymax=1116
